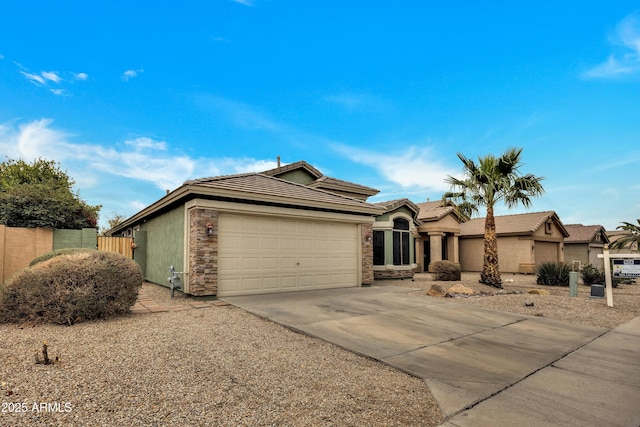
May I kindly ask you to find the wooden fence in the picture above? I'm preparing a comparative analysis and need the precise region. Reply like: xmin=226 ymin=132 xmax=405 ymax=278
xmin=97 ymin=236 xmax=134 ymax=258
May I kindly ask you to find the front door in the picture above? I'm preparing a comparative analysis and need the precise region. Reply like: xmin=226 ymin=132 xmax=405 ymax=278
xmin=423 ymin=240 xmax=430 ymax=272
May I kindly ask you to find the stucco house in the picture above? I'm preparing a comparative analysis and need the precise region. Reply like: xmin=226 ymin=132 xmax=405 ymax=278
xmin=107 ymin=161 xmax=385 ymax=296
xmin=415 ymin=200 xmax=462 ymax=272
xmin=459 ymin=211 xmax=569 ymax=274
xmin=563 ymin=224 xmax=609 ymax=269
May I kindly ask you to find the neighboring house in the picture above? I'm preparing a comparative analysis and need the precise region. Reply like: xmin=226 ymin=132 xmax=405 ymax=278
xmin=459 ymin=211 xmax=568 ymax=274
xmin=107 ymin=161 xmax=385 ymax=297
xmin=563 ymin=224 xmax=609 ymax=270
xmin=371 ymin=199 xmax=421 ymax=279
xmin=415 ymin=200 xmax=462 ymax=272
xmin=607 ymin=230 xmax=638 ymax=255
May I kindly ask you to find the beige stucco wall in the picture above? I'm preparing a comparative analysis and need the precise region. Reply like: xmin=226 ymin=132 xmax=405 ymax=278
xmin=565 ymin=243 xmax=605 ymax=269
xmin=459 ymin=236 xmax=534 ymax=273
xmin=459 ymin=220 xmax=566 ymax=274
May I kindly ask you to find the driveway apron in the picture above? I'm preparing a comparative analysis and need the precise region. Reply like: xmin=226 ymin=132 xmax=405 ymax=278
xmin=223 ymin=285 xmax=620 ymax=422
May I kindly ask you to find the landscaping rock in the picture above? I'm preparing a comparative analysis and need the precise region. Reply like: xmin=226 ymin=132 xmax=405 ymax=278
xmin=527 ymin=289 xmax=551 ymax=295
xmin=446 ymin=284 xmax=476 ymax=297
xmin=427 ymin=284 xmax=447 ymax=297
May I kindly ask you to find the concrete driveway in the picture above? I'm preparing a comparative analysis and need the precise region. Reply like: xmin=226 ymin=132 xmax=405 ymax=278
xmin=223 ymin=284 xmax=640 ymax=426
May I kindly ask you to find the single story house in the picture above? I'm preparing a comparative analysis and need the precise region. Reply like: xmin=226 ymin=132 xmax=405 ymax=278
xmin=459 ymin=211 xmax=569 ymax=274
xmin=563 ymin=224 xmax=609 ymax=270
xmin=107 ymin=161 xmax=385 ymax=296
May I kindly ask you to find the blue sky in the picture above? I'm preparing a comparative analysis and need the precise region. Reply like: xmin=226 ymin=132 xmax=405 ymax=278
xmin=1 ymin=1 xmax=639 ymax=231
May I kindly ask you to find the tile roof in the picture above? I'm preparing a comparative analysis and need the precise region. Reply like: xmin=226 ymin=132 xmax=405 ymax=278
xmin=415 ymin=200 xmax=458 ymax=222
xmin=308 ymin=176 xmax=379 ymax=195
xmin=185 ymin=173 xmax=382 ymax=212
xmin=564 ymin=224 xmax=609 ymax=244
xmin=261 ymin=160 xmax=323 ymax=179
xmin=460 ymin=211 xmax=568 ymax=237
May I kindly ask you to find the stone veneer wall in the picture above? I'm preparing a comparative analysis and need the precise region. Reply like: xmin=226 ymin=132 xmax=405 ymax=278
xmin=361 ymin=222 xmax=374 ymax=285
xmin=373 ymin=268 xmax=415 ymax=280
xmin=188 ymin=208 xmax=219 ymax=296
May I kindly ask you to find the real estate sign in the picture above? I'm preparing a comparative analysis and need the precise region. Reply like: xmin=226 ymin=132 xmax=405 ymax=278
xmin=612 ymin=259 xmax=640 ymax=278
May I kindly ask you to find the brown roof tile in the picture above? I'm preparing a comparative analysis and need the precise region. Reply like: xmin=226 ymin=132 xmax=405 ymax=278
xmin=460 ymin=211 xmax=568 ymax=237
xmin=564 ymin=224 xmax=609 ymax=244
xmin=416 ymin=201 xmax=457 ymax=222
xmin=187 ymin=173 xmax=382 ymax=212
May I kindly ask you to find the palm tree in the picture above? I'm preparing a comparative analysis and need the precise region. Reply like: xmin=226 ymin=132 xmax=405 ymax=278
xmin=443 ymin=147 xmax=545 ymax=288
xmin=609 ymin=219 xmax=640 ymax=251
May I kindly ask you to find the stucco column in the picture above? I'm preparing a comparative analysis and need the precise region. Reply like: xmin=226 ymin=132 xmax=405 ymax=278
xmin=451 ymin=234 xmax=460 ymax=264
xmin=429 ymin=232 xmax=444 ymax=272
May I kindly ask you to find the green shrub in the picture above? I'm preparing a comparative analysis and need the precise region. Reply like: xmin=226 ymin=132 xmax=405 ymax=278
xmin=581 ymin=264 xmax=605 ymax=285
xmin=536 ymin=262 xmax=570 ymax=286
xmin=29 ymin=248 xmax=96 ymax=267
xmin=431 ymin=260 xmax=461 ymax=281
xmin=0 ymin=251 xmax=142 ymax=325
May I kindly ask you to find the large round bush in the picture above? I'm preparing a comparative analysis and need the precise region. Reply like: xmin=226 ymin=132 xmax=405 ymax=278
xmin=0 ymin=251 xmax=142 ymax=325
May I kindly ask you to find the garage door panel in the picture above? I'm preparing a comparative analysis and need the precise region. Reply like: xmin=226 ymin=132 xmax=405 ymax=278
xmin=217 ymin=214 xmax=360 ymax=296
xmin=263 ymin=277 xmax=280 ymax=290
xmin=262 ymin=257 xmax=279 ymax=269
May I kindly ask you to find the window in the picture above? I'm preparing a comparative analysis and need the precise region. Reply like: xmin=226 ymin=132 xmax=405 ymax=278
xmin=545 ymin=221 xmax=552 ymax=234
xmin=373 ymin=231 xmax=385 ymax=265
xmin=392 ymin=218 xmax=411 ymax=266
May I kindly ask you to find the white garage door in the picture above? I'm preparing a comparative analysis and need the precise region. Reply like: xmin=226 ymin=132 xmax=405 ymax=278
xmin=217 ymin=214 xmax=360 ymax=297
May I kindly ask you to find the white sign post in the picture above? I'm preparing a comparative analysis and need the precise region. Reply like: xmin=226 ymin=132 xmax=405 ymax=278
xmin=598 ymin=248 xmax=640 ymax=308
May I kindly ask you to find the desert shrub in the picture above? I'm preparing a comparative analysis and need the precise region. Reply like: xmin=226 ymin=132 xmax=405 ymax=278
xmin=0 ymin=251 xmax=142 ymax=325
xmin=431 ymin=260 xmax=461 ymax=281
xmin=30 ymin=248 xmax=96 ymax=267
xmin=581 ymin=264 xmax=605 ymax=285
xmin=536 ymin=262 xmax=570 ymax=286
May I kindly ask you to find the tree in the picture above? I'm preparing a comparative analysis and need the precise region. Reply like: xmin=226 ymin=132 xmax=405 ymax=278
xmin=443 ymin=147 xmax=545 ymax=288
xmin=0 ymin=157 xmax=100 ymax=229
xmin=100 ymin=212 xmax=127 ymax=235
xmin=609 ymin=219 xmax=640 ymax=252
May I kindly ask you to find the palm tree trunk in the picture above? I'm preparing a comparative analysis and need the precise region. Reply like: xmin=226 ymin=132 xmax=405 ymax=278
xmin=480 ymin=205 xmax=503 ymax=288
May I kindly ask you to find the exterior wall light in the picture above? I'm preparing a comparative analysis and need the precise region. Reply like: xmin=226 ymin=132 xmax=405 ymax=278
xmin=206 ymin=222 xmax=214 ymax=237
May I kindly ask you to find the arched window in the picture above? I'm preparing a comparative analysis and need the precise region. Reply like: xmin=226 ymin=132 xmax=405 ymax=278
xmin=393 ymin=218 xmax=411 ymax=265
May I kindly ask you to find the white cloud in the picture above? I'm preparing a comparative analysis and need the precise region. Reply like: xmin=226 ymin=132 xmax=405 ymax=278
xmin=125 ymin=136 xmax=168 ymax=151
xmin=20 ymin=71 xmax=46 ymax=85
xmin=17 ymin=65 xmax=86 ymax=95
xmin=333 ymin=143 xmax=458 ymax=193
xmin=584 ymin=12 xmax=640 ymax=78
xmin=122 ymin=69 xmax=143 ymax=81
xmin=41 ymin=71 xmax=61 ymax=83
xmin=0 ymin=119 xmax=283 ymax=193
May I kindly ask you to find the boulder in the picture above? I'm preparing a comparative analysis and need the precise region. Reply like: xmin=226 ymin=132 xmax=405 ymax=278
xmin=427 ymin=284 xmax=447 ymax=297
xmin=446 ymin=284 xmax=476 ymax=297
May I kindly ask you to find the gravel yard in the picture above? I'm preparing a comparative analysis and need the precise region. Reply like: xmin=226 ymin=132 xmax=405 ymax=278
xmin=1 ymin=284 xmax=443 ymax=427
xmin=2 ymin=273 xmax=638 ymax=426
xmin=385 ymin=272 xmax=640 ymax=330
